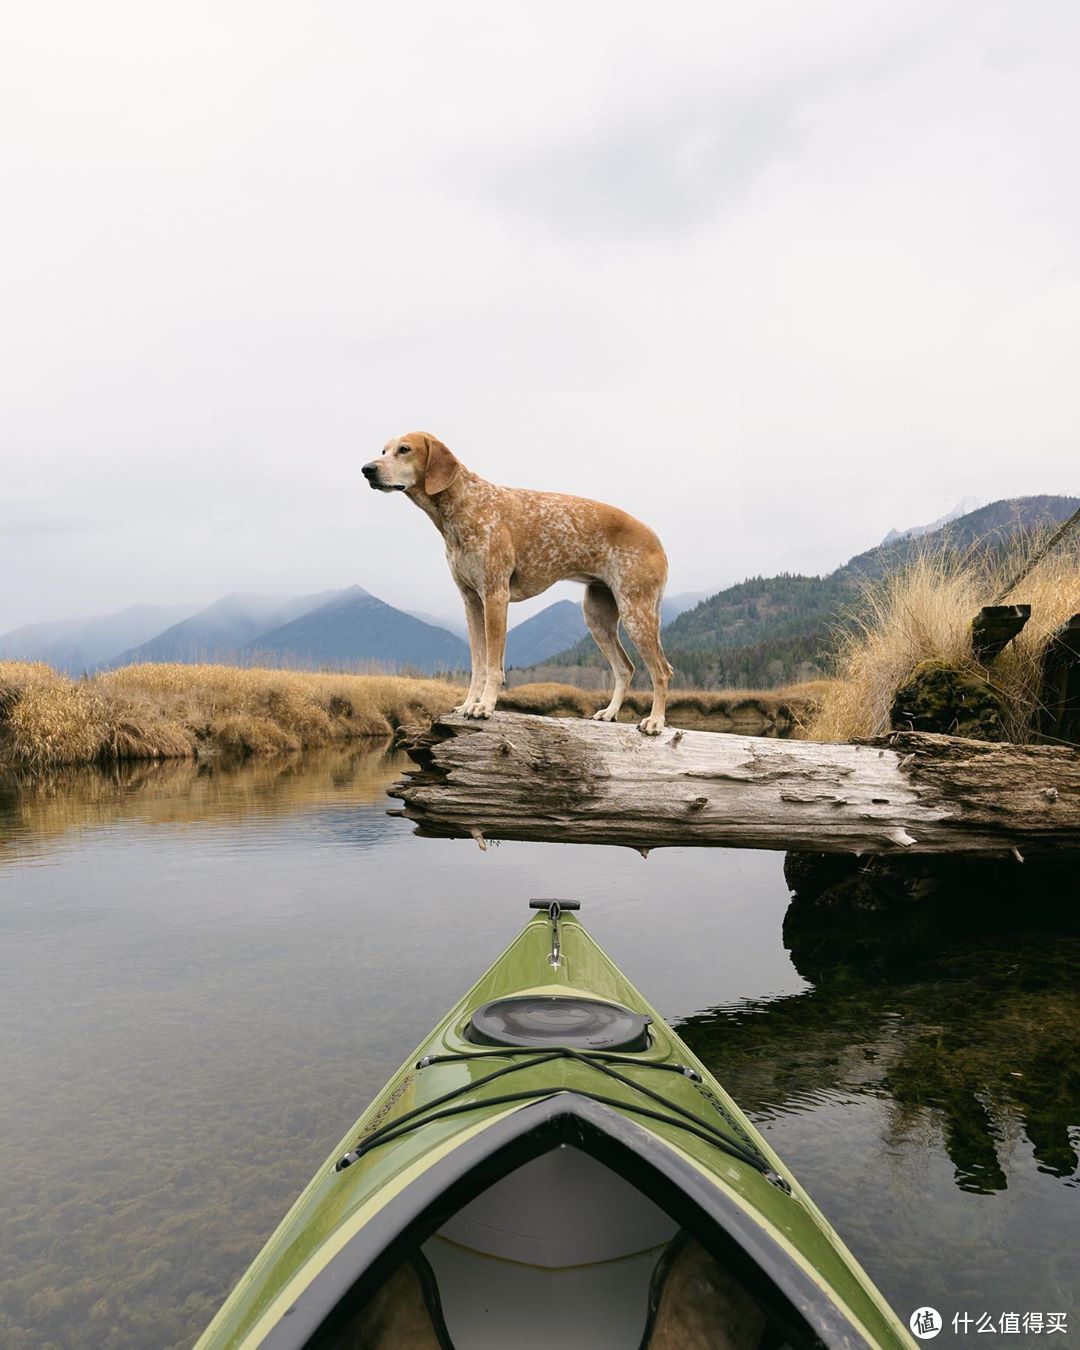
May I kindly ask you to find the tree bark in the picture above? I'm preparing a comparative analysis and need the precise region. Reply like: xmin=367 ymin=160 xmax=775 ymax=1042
xmin=389 ymin=712 xmax=1080 ymax=858
xmin=970 ymin=604 xmax=1030 ymax=664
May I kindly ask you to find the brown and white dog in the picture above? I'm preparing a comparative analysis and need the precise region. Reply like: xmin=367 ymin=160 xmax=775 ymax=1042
xmin=363 ymin=432 xmax=673 ymax=734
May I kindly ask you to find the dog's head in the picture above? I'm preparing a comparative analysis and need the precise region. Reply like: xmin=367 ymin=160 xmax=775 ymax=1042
xmin=362 ymin=433 xmax=460 ymax=496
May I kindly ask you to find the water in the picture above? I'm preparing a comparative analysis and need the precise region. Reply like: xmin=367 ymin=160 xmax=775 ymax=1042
xmin=0 ymin=746 xmax=1077 ymax=1348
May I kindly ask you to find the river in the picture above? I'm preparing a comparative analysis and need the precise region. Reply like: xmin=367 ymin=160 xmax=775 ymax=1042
xmin=1 ymin=744 xmax=1076 ymax=1348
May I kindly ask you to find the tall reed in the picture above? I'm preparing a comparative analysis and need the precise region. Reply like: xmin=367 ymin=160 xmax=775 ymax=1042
xmin=806 ymin=534 xmax=1080 ymax=742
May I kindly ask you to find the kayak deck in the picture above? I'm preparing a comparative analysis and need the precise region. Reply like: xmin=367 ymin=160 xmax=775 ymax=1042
xmin=197 ymin=904 xmax=914 ymax=1350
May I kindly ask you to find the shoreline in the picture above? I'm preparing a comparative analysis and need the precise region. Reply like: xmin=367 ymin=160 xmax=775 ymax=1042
xmin=0 ymin=661 xmax=828 ymax=770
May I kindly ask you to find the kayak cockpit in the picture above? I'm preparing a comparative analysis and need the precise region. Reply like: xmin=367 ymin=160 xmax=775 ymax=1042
xmin=324 ymin=1144 xmax=770 ymax=1350
xmin=281 ymin=1094 xmax=862 ymax=1350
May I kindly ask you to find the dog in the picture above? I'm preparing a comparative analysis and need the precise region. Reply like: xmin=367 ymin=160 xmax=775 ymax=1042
xmin=362 ymin=432 xmax=673 ymax=734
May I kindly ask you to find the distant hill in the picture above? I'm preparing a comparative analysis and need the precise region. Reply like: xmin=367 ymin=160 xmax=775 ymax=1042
xmin=0 ymin=604 xmax=197 ymax=673
xmin=839 ymin=497 xmax=1078 ymax=582
xmin=35 ymin=603 xmax=198 ymax=673
xmin=661 ymin=574 xmax=852 ymax=657
xmin=406 ymin=609 xmax=469 ymax=642
xmin=541 ymin=495 xmax=1080 ymax=689
xmin=116 ymin=591 xmax=338 ymax=666
xmin=0 ymin=616 xmax=92 ymax=661
xmin=662 ymin=590 xmax=711 ymax=624
xmin=6 ymin=586 xmax=470 ymax=676
xmin=245 ymin=586 xmax=469 ymax=674
xmin=505 ymin=601 xmax=588 ymax=668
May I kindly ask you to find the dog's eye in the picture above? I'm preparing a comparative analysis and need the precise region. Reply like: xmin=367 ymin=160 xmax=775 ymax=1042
xmin=397 ymin=445 xmax=411 ymax=454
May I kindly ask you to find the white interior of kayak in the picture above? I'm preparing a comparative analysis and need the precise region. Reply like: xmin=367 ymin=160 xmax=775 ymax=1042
xmin=435 ymin=1143 xmax=678 ymax=1266
xmin=329 ymin=1142 xmax=776 ymax=1349
xmin=425 ymin=1145 xmax=677 ymax=1348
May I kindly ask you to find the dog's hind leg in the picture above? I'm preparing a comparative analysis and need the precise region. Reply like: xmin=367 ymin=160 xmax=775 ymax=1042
xmin=617 ymin=591 xmax=672 ymax=735
xmin=583 ymin=582 xmax=635 ymax=722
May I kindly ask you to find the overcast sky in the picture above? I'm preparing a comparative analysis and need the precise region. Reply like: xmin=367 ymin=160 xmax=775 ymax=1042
xmin=2 ymin=0 xmax=1077 ymax=632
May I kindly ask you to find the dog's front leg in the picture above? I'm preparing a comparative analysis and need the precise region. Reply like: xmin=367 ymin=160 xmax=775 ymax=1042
xmin=464 ymin=586 xmax=509 ymax=719
xmin=452 ymin=587 xmax=487 ymax=715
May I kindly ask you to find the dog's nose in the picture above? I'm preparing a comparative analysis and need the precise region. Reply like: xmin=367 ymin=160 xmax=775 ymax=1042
xmin=361 ymin=462 xmax=378 ymax=482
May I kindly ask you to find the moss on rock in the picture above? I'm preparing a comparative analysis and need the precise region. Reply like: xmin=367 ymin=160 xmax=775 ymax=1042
xmin=890 ymin=659 xmax=1009 ymax=740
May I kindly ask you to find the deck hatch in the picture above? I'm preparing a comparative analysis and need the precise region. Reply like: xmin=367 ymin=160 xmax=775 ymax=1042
xmin=466 ymin=995 xmax=650 ymax=1052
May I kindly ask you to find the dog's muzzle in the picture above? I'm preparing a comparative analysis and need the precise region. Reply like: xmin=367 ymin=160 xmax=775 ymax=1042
xmin=362 ymin=462 xmax=381 ymax=488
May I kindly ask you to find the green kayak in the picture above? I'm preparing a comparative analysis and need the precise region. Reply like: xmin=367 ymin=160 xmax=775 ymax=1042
xmin=197 ymin=902 xmax=915 ymax=1350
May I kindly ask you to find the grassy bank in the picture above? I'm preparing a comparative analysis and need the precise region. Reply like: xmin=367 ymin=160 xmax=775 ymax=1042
xmin=807 ymin=538 xmax=1080 ymax=743
xmin=0 ymin=661 xmax=830 ymax=769
xmin=0 ymin=662 xmax=463 ymax=769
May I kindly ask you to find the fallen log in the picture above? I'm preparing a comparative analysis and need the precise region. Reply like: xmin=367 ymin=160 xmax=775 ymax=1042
xmin=389 ymin=712 xmax=1080 ymax=858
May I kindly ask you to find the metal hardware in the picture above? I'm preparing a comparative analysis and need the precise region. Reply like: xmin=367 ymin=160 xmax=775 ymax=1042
xmin=528 ymin=898 xmax=580 ymax=966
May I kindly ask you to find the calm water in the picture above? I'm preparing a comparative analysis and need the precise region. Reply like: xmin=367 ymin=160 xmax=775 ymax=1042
xmin=1 ymin=746 xmax=1077 ymax=1349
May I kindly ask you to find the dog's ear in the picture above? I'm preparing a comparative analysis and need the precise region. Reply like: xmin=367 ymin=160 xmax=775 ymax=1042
xmin=423 ymin=435 xmax=460 ymax=495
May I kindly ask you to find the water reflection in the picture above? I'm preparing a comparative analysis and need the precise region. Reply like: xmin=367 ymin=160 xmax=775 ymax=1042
xmin=0 ymin=744 xmax=407 ymax=866
xmin=0 ymin=747 xmax=1077 ymax=1347
xmin=679 ymin=939 xmax=1080 ymax=1195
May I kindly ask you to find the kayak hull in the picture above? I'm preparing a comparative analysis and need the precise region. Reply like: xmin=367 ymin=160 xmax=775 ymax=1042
xmin=197 ymin=910 xmax=915 ymax=1350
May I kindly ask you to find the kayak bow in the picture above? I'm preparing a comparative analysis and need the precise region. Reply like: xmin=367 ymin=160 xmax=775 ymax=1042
xmin=197 ymin=901 xmax=915 ymax=1350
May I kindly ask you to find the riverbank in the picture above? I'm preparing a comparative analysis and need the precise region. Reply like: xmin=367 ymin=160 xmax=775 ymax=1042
xmin=0 ymin=661 xmax=829 ymax=769
xmin=0 ymin=662 xmax=462 ymax=769
xmin=501 ymin=680 xmax=830 ymax=736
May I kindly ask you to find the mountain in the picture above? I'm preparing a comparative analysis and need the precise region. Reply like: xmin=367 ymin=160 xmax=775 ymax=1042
xmin=406 ymin=609 xmax=469 ymax=642
xmin=662 ymin=590 xmax=711 ymax=624
xmin=0 ymin=604 xmax=198 ymax=673
xmin=505 ymin=601 xmax=588 ymax=668
xmin=245 ymin=586 xmax=469 ymax=674
xmin=116 ymin=590 xmax=339 ymax=666
xmin=541 ymin=495 xmax=1080 ymax=689
xmin=660 ymin=574 xmax=852 ymax=656
xmin=0 ymin=616 xmax=90 ymax=661
xmin=35 ymin=603 xmax=198 ymax=673
xmin=881 ymin=496 xmax=983 ymax=546
xmin=841 ymin=497 xmax=1077 ymax=581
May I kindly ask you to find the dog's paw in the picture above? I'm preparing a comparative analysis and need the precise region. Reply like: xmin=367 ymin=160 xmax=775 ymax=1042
xmin=637 ymin=715 xmax=666 ymax=736
xmin=591 ymin=707 xmax=618 ymax=722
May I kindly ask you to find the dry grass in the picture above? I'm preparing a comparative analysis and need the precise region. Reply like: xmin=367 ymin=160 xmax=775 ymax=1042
xmin=0 ymin=659 xmax=832 ymax=769
xmin=806 ymin=536 xmax=1080 ymax=743
xmin=0 ymin=662 xmax=463 ymax=769
xmin=504 ymin=680 xmax=832 ymax=734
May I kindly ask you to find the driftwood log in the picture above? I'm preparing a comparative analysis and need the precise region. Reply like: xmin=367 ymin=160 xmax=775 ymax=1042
xmin=389 ymin=712 xmax=1080 ymax=858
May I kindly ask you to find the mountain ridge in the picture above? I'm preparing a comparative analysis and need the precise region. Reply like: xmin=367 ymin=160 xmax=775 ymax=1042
xmin=113 ymin=591 xmax=338 ymax=667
